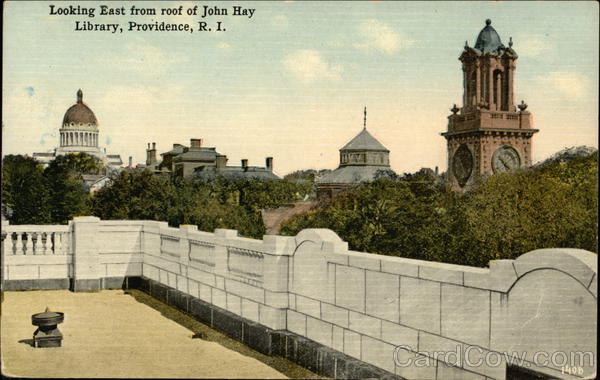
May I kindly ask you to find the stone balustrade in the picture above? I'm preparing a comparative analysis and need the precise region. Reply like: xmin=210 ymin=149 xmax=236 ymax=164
xmin=1 ymin=217 xmax=596 ymax=380
xmin=2 ymin=225 xmax=70 ymax=256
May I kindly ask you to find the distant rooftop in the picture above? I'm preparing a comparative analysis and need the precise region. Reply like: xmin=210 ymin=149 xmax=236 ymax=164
xmin=341 ymin=128 xmax=389 ymax=152
xmin=195 ymin=166 xmax=280 ymax=181
xmin=316 ymin=165 xmax=395 ymax=184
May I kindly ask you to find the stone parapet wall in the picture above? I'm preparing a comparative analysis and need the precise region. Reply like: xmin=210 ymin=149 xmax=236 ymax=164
xmin=287 ymin=230 xmax=597 ymax=379
xmin=1 ymin=217 xmax=596 ymax=379
xmin=140 ymin=221 xmax=293 ymax=331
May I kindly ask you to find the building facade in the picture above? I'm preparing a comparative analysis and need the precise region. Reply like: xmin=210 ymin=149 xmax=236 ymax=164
xmin=442 ymin=20 xmax=539 ymax=192
xmin=145 ymin=138 xmax=279 ymax=181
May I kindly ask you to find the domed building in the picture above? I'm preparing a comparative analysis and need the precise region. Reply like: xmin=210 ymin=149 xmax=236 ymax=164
xmin=33 ymin=89 xmax=123 ymax=169
xmin=58 ymin=89 xmax=100 ymax=155
xmin=316 ymin=108 xmax=396 ymax=199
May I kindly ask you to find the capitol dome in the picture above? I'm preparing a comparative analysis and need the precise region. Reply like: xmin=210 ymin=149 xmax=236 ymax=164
xmin=58 ymin=89 xmax=100 ymax=151
xmin=62 ymin=89 xmax=98 ymax=127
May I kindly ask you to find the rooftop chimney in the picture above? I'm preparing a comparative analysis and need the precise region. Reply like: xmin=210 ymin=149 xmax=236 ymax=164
xmin=241 ymin=159 xmax=248 ymax=170
xmin=128 ymin=156 xmax=132 ymax=167
xmin=216 ymin=154 xmax=228 ymax=169
xmin=146 ymin=142 xmax=157 ymax=166
xmin=190 ymin=138 xmax=203 ymax=148
xmin=266 ymin=157 xmax=273 ymax=170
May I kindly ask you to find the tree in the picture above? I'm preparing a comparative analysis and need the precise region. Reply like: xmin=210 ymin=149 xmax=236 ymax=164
xmin=281 ymin=151 xmax=597 ymax=267
xmin=44 ymin=153 xmax=101 ymax=223
xmin=1 ymin=155 xmax=50 ymax=224
xmin=90 ymin=170 xmax=175 ymax=221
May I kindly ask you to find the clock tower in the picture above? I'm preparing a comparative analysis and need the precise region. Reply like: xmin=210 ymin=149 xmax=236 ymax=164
xmin=442 ymin=19 xmax=539 ymax=192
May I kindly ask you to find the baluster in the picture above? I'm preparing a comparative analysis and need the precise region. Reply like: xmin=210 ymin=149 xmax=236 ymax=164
xmin=24 ymin=233 xmax=33 ymax=254
xmin=15 ymin=233 xmax=24 ymax=255
xmin=32 ymin=232 xmax=41 ymax=255
xmin=44 ymin=233 xmax=52 ymax=255
xmin=3 ymin=233 xmax=13 ymax=255
xmin=55 ymin=233 xmax=63 ymax=255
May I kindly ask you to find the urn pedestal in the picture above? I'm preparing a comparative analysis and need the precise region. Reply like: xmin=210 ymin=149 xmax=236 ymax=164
xmin=32 ymin=310 xmax=64 ymax=348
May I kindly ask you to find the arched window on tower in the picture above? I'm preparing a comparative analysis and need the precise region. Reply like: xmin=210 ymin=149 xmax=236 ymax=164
xmin=469 ymin=69 xmax=477 ymax=107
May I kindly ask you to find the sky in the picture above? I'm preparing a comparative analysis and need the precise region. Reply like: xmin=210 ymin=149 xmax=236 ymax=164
xmin=3 ymin=1 xmax=598 ymax=176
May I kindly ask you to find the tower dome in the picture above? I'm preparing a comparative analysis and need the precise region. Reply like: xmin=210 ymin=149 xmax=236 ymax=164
xmin=474 ymin=19 xmax=504 ymax=53
xmin=62 ymin=89 xmax=98 ymax=126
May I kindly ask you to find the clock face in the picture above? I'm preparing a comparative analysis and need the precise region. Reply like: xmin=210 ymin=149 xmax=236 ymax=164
xmin=492 ymin=145 xmax=521 ymax=173
xmin=452 ymin=144 xmax=473 ymax=187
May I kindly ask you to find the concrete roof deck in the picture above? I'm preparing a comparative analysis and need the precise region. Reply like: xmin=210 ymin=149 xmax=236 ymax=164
xmin=1 ymin=290 xmax=315 ymax=378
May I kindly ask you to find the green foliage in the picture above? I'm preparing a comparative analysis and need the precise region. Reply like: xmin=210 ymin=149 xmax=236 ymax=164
xmin=2 ymin=153 xmax=104 ymax=224
xmin=3 ymin=149 xmax=596 ymax=266
xmin=90 ymin=173 xmax=310 ymax=239
xmin=462 ymin=153 xmax=598 ymax=260
xmin=45 ymin=152 xmax=105 ymax=175
xmin=44 ymin=153 xmax=102 ymax=223
xmin=1 ymin=155 xmax=50 ymax=224
xmin=281 ymin=153 xmax=598 ymax=267
xmin=283 ymin=169 xmax=330 ymax=183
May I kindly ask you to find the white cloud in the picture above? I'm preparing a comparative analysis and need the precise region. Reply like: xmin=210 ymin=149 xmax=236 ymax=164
xmin=283 ymin=50 xmax=343 ymax=82
xmin=514 ymin=34 xmax=554 ymax=57
xmin=537 ymin=72 xmax=590 ymax=100
xmin=356 ymin=19 xmax=412 ymax=54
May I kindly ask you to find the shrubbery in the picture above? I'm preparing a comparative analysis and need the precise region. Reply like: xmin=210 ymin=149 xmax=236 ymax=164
xmin=2 ymin=153 xmax=100 ymax=224
xmin=3 ymin=150 xmax=596 ymax=267
xmin=281 ymin=152 xmax=598 ymax=267
xmin=2 ymin=153 xmax=311 ymax=239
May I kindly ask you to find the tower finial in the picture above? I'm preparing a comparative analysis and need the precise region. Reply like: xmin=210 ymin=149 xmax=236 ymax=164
xmin=485 ymin=19 xmax=491 ymax=26
xmin=363 ymin=106 xmax=367 ymax=130
xmin=77 ymin=89 xmax=83 ymax=103
xmin=509 ymin=36 xmax=513 ymax=48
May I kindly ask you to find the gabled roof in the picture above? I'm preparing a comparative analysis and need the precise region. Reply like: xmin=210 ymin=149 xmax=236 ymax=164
xmin=341 ymin=128 xmax=389 ymax=152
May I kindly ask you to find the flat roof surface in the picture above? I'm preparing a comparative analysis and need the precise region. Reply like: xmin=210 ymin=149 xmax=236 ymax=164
xmin=1 ymin=290 xmax=289 ymax=378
